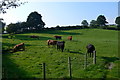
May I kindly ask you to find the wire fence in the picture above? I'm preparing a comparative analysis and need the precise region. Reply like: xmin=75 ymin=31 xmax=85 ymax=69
xmin=2 ymin=52 xmax=96 ymax=79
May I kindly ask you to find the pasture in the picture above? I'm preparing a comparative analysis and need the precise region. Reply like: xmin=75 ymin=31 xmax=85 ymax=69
xmin=2 ymin=29 xmax=119 ymax=79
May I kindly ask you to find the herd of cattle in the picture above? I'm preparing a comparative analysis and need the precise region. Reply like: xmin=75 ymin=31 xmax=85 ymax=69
xmin=47 ymin=36 xmax=72 ymax=52
xmin=12 ymin=35 xmax=96 ymax=57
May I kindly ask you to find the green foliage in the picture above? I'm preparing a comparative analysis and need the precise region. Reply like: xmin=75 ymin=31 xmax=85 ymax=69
xmin=6 ymin=22 xmax=24 ymax=33
xmin=96 ymin=15 xmax=108 ymax=28
xmin=90 ymin=20 xmax=98 ymax=28
xmin=115 ymin=16 xmax=120 ymax=25
xmin=20 ymin=22 xmax=28 ymax=29
xmin=27 ymin=11 xmax=45 ymax=30
xmin=56 ymin=25 xmax=60 ymax=28
xmin=81 ymin=20 xmax=89 ymax=27
xmin=115 ymin=16 xmax=120 ymax=28
xmin=2 ymin=29 xmax=119 ymax=78
xmin=6 ymin=23 xmax=17 ymax=33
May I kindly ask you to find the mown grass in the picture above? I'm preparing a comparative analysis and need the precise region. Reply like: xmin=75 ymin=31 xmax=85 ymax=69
xmin=2 ymin=29 xmax=119 ymax=79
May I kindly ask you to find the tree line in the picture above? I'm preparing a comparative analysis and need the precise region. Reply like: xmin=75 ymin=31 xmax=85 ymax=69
xmin=2 ymin=11 xmax=120 ymax=34
xmin=5 ymin=11 xmax=45 ymax=33
xmin=0 ymin=0 xmax=120 ymax=34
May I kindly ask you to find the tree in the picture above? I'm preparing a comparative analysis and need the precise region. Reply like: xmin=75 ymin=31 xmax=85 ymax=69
xmin=56 ymin=25 xmax=60 ymax=28
xmin=6 ymin=23 xmax=17 ymax=33
xmin=20 ymin=22 xmax=29 ymax=31
xmin=0 ymin=0 xmax=27 ymax=14
xmin=27 ymin=11 xmax=45 ymax=30
xmin=96 ymin=15 xmax=108 ymax=27
xmin=115 ymin=16 xmax=120 ymax=28
xmin=90 ymin=20 xmax=98 ymax=28
xmin=81 ymin=20 xmax=89 ymax=28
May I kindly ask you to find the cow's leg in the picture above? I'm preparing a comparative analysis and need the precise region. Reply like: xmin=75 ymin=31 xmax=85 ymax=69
xmin=61 ymin=45 xmax=64 ymax=52
xmin=12 ymin=48 xmax=15 ymax=52
xmin=23 ymin=46 xmax=25 ymax=51
xmin=14 ymin=47 xmax=18 ymax=52
xmin=57 ymin=45 xmax=59 ymax=50
xmin=87 ymin=50 xmax=89 ymax=57
xmin=90 ymin=53 xmax=91 ymax=57
xmin=48 ymin=43 xmax=50 ymax=47
xmin=61 ymin=47 xmax=63 ymax=52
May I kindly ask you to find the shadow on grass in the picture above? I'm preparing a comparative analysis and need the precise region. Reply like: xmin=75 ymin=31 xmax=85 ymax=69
xmin=101 ymin=56 xmax=120 ymax=63
xmin=22 ymin=30 xmax=82 ymax=35
xmin=12 ymin=35 xmax=54 ymax=41
xmin=69 ymin=51 xmax=84 ymax=55
xmin=40 ymin=30 xmax=82 ymax=35
xmin=2 ymin=54 xmax=33 ymax=78
xmin=65 ymin=49 xmax=84 ymax=55
xmin=2 ymin=35 xmax=8 ymax=38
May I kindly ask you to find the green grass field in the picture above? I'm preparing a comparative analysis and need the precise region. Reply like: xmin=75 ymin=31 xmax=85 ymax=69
xmin=2 ymin=29 xmax=119 ymax=79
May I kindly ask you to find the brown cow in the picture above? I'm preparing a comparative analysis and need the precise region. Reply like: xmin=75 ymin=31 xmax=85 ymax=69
xmin=30 ymin=35 xmax=39 ymax=39
xmin=47 ymin=40 xmax=58 ymax=47
xmin=68 ymin=36 xmax=72 ymax=40
xmin=13 ymin=43 xmax=25 ymax=52
xmin=54 ymin=36 xmax=62 ymax=40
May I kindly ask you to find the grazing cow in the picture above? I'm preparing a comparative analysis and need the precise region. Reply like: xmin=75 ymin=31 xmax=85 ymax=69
xmin=47 ymin=40 xmax=58 ymax=47
xmin=57 ymin=41 xmax=65 ymax=52
xmin=68 ymin=36 xmax=72 ymax=40
xmin=30 ymin=35 xmax=39 ymax=39
xmin=13 ymin=43 xmax=25 ymax=52
xmin=54 ymin=36 xmax=62 ymax=40
xmin=86 ymin=44 xmax=96 ymax=57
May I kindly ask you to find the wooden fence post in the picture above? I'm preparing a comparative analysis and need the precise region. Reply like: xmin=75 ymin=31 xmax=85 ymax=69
xmin=68 ymin=57 xmax=72 ymax=79
xmin=42 ymin=63 xmax=46 ymax=80
xmin=93 ymin=51 xmax=96 ymax=64
xmin=84 ymin=53 xmax=87 ymax=69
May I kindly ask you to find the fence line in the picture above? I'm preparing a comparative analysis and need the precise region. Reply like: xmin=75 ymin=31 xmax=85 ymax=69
xmin=42 ymin=54 xmax=96 ymax=79
xmin=2 ymin=53 xmax=96 ymax=79
xmin=68 ymin=57 xmax=72 ymax=79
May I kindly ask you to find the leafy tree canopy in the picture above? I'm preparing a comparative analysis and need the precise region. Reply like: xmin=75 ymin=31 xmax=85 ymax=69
xmin=96 ymin=15 xmax=108 ymax=26
xmin=115 ymin=16 xmax=120 ymax=27
xmin=0 ymin=0 xmax=27 ymax=14
xmin=81 ymin=20 xmax=89 ymax=27
xmin=26 ymin=11 xmax=45 ymax=30
xmin=6 ymin=23 xmax=18 ymax=33
xmin=90 ymin=20 xmax=98 ymax=28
